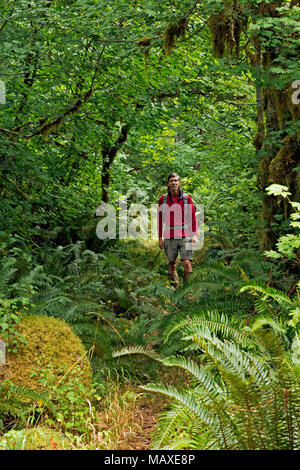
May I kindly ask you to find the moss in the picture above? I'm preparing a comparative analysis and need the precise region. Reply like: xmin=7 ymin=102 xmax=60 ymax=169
xmin=3 ymin=315 xmax=91 ymax=392
xmin=253 ymin=131 xmax=263 ymax=150
xmin=0 ymin=426 xmax=72 ymax=450
xmin=163 ymin=18 xmax=189 ymax=54
xmin=0 ymin=364 xmax=7 ymax=382
xmin=137 ymin=36 xmax=152 ymax=69
xmin=137 ymin=36 xmax=151 ymax=47
xmin=269 ymin=136 xmax=300 ymax=188
xmin=208 ymin=5 xmax=248 ymax=59
xmin=258 ymin=1 xmax=281 ymax=16
xmin=208 ymin=11 xmax=229 ymax=58
xmin=273 ymin=89 xmax=288 ymax=129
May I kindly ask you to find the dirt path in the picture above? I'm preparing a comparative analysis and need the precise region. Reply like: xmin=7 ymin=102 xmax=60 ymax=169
xmin=95 ymin=385 xmax=168 ymax=450
xmin=125 ymin=400 xmax=161 ymax=450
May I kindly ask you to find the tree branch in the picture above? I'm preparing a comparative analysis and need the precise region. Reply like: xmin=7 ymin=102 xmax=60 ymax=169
xmin=15 ymin=46 xmax=106 ymax=140
xmin=0 ymin=7 xmax=15 ymax=35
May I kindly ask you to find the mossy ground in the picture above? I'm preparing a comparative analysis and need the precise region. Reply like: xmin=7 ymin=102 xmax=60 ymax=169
xmin=4 ymin=315 xmax=91 ymax=391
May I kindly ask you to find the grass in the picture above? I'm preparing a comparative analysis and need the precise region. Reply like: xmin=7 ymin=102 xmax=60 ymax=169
xmin=93 ymin=384 xmax=167 ymax=450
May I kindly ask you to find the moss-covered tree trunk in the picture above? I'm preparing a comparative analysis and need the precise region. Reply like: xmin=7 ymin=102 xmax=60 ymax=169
xmin=208 ymin=0 xmax=300 ymax=250
xmin=253 ymin=2 xmax=300 ymax=249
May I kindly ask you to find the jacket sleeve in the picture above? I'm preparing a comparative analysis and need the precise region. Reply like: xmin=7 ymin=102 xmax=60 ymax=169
xmin=189 ymin=196 xmax=198 ymax=236
xmin=157 ymin=196 xmax=164 ymax=238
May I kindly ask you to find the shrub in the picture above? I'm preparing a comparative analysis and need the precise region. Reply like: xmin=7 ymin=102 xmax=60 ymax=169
xmin=4 ymin=315 xmax=91 ymax=391
xmin=1 ymin=315 xmax=93 ymax=432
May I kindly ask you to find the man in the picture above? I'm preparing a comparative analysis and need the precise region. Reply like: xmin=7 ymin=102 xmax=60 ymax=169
xmin=157 ymin=173 xmax=198 ymax=288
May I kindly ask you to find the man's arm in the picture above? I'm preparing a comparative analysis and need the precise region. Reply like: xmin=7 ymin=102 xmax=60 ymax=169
xmin=189 ymin=196 xmax=198 ymax=242
xmin=157 ymin=196 xmax=164 ymax=248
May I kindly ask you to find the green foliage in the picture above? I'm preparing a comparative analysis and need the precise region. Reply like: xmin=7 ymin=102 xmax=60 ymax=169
xmin=0 ymin=426 xmax=72 ymax=450
xmin=0 ymin=380 xmax=55 ymax=432
xmin=0 ymin=236 xmax=37 ymax=351
xmin=240 ymin=281 xmax=300 ymax=370
xmin=115 ymin=308 xmax=300 ymax=449
xmin=31 ymin=365 xmax=96 ymax=433
xmin=0 ymin=299 xmax=26 ymax=353
xmin=1 ymin=0 xmax=299 ymax=450
xmin=114 ymin=272 xmax=300 ymax=450
xmin=264 ymin=185 xmax=300 ymax=264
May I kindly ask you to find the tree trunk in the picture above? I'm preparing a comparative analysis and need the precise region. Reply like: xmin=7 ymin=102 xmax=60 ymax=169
xmin=253 ymin=3 xmax=300 ymax=249
xmin=101 ymin=123 xmax=129 ymax=203
xmin=256 ymin=85 xmax=300 ymax=250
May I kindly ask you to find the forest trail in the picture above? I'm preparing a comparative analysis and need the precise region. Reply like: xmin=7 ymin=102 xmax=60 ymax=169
xmin=95 ymin=384 xmax=169 ymax=450
xmin=90 ymin=240 xmax=200 ymax=450
xmin=124 ymin=396 xmax=161 ymax=450
xmin=1 ymin=0 xmax=300 ymax=452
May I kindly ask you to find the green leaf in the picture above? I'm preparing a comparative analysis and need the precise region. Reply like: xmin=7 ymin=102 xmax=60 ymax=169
xmin=265 ymin=184 xmax=291 ymax=197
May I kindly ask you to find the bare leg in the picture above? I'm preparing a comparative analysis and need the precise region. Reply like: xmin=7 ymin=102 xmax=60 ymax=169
xmin=168 ymin=261 xmax=179 ymax=288
xmin=182 ymin=259 xmax=192 ymax=283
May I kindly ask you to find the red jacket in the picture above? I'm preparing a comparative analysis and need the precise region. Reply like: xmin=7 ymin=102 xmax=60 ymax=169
xmin=158 ymin=190 xmax=198 ymax=239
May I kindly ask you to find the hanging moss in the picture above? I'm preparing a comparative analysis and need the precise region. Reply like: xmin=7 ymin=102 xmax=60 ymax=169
xmin=137 ymin=36 xmax=151 ymax=47
xmin=163 ymin=17 xmax=189 ymax=55
xmin=208 ymin=4 xmax=248 ymax=59
xmin=137 ymin=36 xmax=152 ymax=69
xmin=208 ymin=11 xmax=230 ymax=58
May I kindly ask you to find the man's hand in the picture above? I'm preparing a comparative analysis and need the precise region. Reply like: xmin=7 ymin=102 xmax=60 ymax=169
xmin=159 ymin=237 xmax=164 ymax=249
xmin=192 ymin=235 xmax=197 ymax=243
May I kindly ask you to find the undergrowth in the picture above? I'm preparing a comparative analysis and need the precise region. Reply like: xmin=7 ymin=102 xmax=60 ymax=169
xmin=0 ymin=231 xmax=299 ymax=449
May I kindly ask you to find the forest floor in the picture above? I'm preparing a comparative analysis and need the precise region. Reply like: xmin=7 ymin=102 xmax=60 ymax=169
xmin=90 ymin=240 xmax=202 ymax=450
xmin=94 ymin=383 xmax=169 ymax=450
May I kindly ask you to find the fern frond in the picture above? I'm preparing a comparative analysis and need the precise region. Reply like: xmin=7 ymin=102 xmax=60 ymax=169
xmin=140 ymin=383 xmax=215 ymax=427
xmin=251 ymin=315 xmax=290 ymax=347
xmin=163 ymin=355 xmax=221 ymax=394
xmin=112 ymin=345 xmax=163 ymax=363
xmin=164 ymin=311 xmax=249 ymax=345
xmin=1 ymin=381 xmax=56 ymax=416
xmin=150 ymin=403 xmax=190 ymax=450
xmin=240 ymin=283 xmax=293 ymax=307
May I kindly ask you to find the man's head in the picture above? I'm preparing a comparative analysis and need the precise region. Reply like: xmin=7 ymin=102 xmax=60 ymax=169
xmin=167 ymin=173 xmax=181 ymax=193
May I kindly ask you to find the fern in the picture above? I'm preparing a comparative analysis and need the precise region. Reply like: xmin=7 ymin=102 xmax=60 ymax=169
xmin=240 ymin=282 xmax=294 ymax=309
xmin=0 ymin=380 xmax=56 ymax=427
xmin=164 ymin=310 xmax=249 ymax=345
xmin=150 ymin=403 xmax=191 ymax=449
xmin=241 ymin=282 xmax=300 ymax=350
xmin=112 ymin=345 xmax=163 ymax=363
xmin=114 ymin=307 xmax=300 ymax=449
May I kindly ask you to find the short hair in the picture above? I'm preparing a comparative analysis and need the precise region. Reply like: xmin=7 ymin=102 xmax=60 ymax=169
xmin=167 ymin=172 xmax=180 ymax=181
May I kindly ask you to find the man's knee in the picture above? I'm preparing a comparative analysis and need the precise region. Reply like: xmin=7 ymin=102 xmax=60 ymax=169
xmin=168 ymin=261 xmax=177 ymax=272
xmin=182 ymin=259 xmax=192 ymax=270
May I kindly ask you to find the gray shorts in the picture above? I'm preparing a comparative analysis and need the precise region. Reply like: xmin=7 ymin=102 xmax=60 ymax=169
xmin=164 ymin=237 xmax=193 ymax=262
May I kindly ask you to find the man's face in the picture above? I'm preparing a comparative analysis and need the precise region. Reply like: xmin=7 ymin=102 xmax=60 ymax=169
xmin=168 ymin=176 xmax=180 ymax=191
